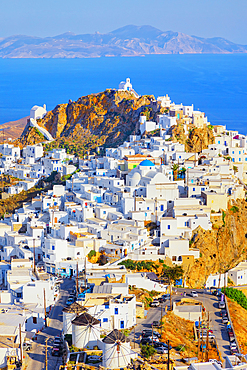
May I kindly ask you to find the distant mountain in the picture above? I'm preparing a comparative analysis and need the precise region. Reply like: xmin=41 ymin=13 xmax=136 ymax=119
xmin=1 ymin=25 xmax=247 ymax=58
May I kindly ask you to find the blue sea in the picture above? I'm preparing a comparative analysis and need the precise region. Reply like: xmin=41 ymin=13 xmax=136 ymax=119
xmin=0 ymin=54 xmax=247 ymax=133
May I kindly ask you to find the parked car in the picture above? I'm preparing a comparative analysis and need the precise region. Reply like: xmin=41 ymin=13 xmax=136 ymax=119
xmin=146 ymin=336 xmax=160 ymax=342
xmin=142 ymin=330 xmax=161 ymax=338
xmin=150 ymin=299 xmax=160 ymax=307
xmin=199 ymin=332 xmax=215 ymax=341
xmin=158 ymin=297 xmax=165 ymax=303
xmin=219 ymin=301 xmax=226 ymax=309
xmin=191 ymin=291 xmax=198 ymax=297
xmin=54 ymin=336 xmax=63 ymax=344
xmin=222 ymin=316 xmax=228 ymax=324
xmin=156 ymin=347 xmax=168 ymax=354
xmin=154 ymin=342 xmax=172 ymax=350
xmin=152 ymin=321 xmax=160 ymax=327
xmin=229 ymin=332 xmax=235 ymax=341
xmin=221 ymin=310 xmax=227 ymax=317
xmin=231 ymin=348 xmax=238 ymax=355
xmin=230 ymin=342 xmax=237 ymax=350
xmin=23 ymin=342 xmax=32 ymax=351
xmin=51 ymin=347 xmax=60 ymax=356
xmin=162 ymin=294 xmax=170 ymax=300
xmin=141 ymin=337 xmax=159 ymax=345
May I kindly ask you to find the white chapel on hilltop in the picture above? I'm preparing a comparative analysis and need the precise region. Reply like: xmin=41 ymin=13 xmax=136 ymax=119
xmin=118 ymin=78 xmax=133 ymax=91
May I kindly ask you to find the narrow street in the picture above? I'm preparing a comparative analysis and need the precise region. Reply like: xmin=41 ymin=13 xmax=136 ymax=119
xmin=130 ymin=289 xmax=231 ymax=363
xmin=26 ymin=278 xmax=74 ymax=370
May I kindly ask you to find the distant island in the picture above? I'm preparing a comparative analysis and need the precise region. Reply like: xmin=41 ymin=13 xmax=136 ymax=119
xmin=1 ymin=25 xmax=247 ymax=58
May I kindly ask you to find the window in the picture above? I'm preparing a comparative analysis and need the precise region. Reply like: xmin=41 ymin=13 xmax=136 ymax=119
xmin=232 ymin=158 xmax=235 ymax=162
xmin=103 ymin=211 xmax=106 ymax=214
xmin=77 ymin=252 xmax=80 ymax=255
xmin=201 ymin=188 xmax=205 ymax=191
xmin=103 ymin=318 xmax=108 ymax=323
xmin=232 ymin=151 xmax=235 ymax=154
xmin=46 ymin=254 xmax=50 ymax=259
xmin=105 ymin=304 xmax=109 ymax=309
xmin=193 ymin=188 xmax=195 ymax=191
xmin=172 ymin=256 xmax=177 ymax=261
xmin=120 ymin=321 xmax=124 ymax=329
xmin=218 ymin=141 xmax=220 ymax=144
xmin=167 ymin=225 xmax=170 ymax=230
xmin=239 ymin=151 xmax=241 ymax=154
xmin=115 ymin=308 xmax=118 ymax=315
xmin=52 ymin=246 xmax=55 ymax=251
xmin=33 ymin=317 xmax=37 ymax=324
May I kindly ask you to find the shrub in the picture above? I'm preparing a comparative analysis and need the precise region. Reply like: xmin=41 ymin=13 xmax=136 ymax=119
xmin=88 ymin=250 xmax=96 ymax=259
xmin=140 ymin=344 xmax=156 ymax=359
xmin=230 ymin=206 xmax=239 ymax=213
xmin=223 ymin=287 xmax=247 ymax=310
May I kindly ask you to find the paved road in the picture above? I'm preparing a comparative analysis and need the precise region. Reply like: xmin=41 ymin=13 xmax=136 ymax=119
xmin=26 ymin=278 xmax=74 ymax=370
xmin=130 ymin=289 xmax=232 ymax=363
xmin=183 ymin=289 xmax=232 ymax=360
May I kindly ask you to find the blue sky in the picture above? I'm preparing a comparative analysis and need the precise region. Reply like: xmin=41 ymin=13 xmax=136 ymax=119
xmin=1 ymin=0 xmax=247 ymax=44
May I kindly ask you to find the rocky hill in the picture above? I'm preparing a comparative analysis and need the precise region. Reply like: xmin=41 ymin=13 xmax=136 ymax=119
xmin=18 ymin=89 xmax=160 ymax=156
xmin=186 ymin=199 xmax=247 ymax=288
xmin=18 ymin=89 xmax=216 ymax=157
xmin=1 ymin=25 xmax=247 ymax=58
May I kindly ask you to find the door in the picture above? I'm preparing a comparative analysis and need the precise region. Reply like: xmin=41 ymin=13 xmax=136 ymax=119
xmin=70 ymin=269 xmax=73 ymax=277
xmin=120 ymin=321 xmax=124 ymax=329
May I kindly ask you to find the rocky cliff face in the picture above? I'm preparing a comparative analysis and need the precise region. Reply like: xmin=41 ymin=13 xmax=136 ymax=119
xmin=20 ymin=90 xmax=160 ymax=156
xmin=186 ymin=200 xmax=247 ymax=288
xmin=169 ymin=124 xmax=215 ymax=152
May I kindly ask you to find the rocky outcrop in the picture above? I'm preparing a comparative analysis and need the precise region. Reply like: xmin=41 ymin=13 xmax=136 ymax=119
xmin=185 ymin=126 xmax=215 ymax=152
xmin=168 ymin=124 xmax=215 ymax=152
xmin=20 ymin=89 xmax=160 ymax=156
xmin=186 ymin=200 xmax=247 ymax=288
xmin=16 ymin=126 xmax=45 ymax=147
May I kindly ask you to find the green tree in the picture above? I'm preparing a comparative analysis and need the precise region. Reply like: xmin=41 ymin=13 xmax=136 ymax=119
xmin=88 ymin=250 xmax=96 ymax=259
xmin=162 ymin=265 xmax=184 ymax=283
xmin=140 ymin=344 xmax=157 ymax=359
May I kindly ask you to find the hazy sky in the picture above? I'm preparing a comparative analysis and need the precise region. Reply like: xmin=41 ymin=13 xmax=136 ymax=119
xmin=1 ymin=0 xmax=247 ymax=44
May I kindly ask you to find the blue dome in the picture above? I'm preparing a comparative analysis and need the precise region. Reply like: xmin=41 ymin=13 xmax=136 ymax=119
xmin=139 ymin=159 xmax=155 ymax=167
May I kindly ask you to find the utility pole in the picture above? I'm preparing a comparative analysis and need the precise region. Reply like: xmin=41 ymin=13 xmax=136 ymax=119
xmin=19 ymin=323 xmax=22 ymax=364
xmin=167 ymin=340 xmax=170 ymax=370
xmin=45 ymin=338 xmax=48 ymax=370
xmin=169 ymin=280 xmax=172 ymax=311
xmin=160 ymin=304 xmax=163 ymax=336
xmin=33 ymin=238 xmax=36 ymax=274
xmin=134 ymin=326 xmax=135 ymax=349
xmin=206 ymin=313 xmax=209 ymax=362
xmin=44 ymin=288 xmax=47 ymax=327
xmin=155 ymin=197 xmax=158 ymax=224
xmin=84 ymin=257 xmax=87 ymax=289
xmin=76 ymin=261 xmax=79 ymax=297
xmin=197 ymin=319 xmax=201 ymax=361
